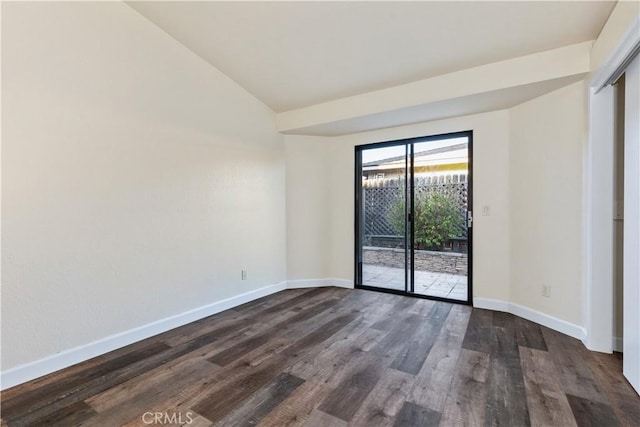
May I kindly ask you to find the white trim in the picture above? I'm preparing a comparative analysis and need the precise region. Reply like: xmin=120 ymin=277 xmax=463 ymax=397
xmin=583 ymin=85 xmax=595 ymax=351
xmin=583 ymin=13 xmax=640 ymax=354
xmin=286 ymin=278 xmax=354 ymax=289
xmin=473 ymin=297 xmax=587 ymax=342
xmin=584 ymin=85 xmax=616 ymax=353
xmin=472 ymin=297 xmax=509 ymax=312
xmin=591 ymin=15 xmax=640 ymax=91
xmin=0 ymin=282 xmax=287 ymax=390
xmin=509 ymin=302 xmax=587 ymax=341
xmin=614 ymin=336 xmax=623 ymax=353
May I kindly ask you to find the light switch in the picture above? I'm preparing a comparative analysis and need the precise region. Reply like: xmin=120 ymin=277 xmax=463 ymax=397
xmin=482 ymin=205 xmax=490 ymax=216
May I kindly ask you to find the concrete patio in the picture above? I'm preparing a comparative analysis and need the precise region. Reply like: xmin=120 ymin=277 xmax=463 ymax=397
xmin=363 ymin=264 xmax=468 ymax=301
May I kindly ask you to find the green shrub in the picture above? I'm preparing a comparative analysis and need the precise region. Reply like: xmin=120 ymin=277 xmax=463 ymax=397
xmin=389 ymin=192 xmax=464 ymax=250
xmin=388 ymin=197 xmax=407 ymax=238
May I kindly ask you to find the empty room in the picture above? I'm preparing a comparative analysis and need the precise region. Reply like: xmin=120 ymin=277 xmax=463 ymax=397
xmin=2 ymin=1 xmax=640 ymax=426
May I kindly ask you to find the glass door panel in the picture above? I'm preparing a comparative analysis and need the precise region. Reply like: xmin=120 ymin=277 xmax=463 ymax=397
xmin=412 ymin=137 xmax=470 ymax=301
xmin=356 ymin=143 xmax=408 ymax=292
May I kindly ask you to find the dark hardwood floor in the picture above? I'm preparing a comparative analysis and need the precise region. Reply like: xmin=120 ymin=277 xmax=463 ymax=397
xmin=1 ymin=287 xmax=638 ymax=426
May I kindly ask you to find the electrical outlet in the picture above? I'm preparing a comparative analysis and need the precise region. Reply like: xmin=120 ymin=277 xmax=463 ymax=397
xmin=542 ymin=285 xmax=551 ymax=298
xmin=241 ymin=270 xmax=247 ymax=280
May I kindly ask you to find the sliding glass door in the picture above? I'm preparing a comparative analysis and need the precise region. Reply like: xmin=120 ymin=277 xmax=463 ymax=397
xmin=355 ymin=131 xmax=472 ymax=304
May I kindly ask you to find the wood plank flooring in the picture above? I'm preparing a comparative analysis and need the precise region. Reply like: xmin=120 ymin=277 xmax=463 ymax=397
xmin=1 ymin=287 xmax=638 ymax=426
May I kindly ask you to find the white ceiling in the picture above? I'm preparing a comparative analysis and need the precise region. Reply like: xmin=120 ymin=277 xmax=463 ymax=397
xmin=128 ymin=1 xmax=615 ymax=113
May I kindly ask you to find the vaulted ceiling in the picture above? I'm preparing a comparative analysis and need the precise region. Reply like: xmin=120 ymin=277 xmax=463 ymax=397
xmin=128 ymin=1 xmax=615 ymax=135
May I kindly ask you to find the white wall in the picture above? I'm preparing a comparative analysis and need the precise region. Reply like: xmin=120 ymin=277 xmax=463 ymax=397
xmin=509 ymin=81 xmax=587 ymax=326
xmin=284 ymin=135 xmax=331 ymax=280
xmin=327 ymin=111 xmax=511 ymax=302
xmin=1 ymin=2 xmax=285 ymax=373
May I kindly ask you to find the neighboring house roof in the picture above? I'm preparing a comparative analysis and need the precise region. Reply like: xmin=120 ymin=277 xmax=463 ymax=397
xmin=363 ymin=142 xmax=468 ymax=172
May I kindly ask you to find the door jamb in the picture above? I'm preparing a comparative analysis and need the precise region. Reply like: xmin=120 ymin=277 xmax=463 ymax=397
xmin=584 ymin=15 xmax=640 ymax=352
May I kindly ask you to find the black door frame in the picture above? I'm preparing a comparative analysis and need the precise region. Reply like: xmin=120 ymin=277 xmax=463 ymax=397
xmin=354 ymin=130 xmax=473 ymax=305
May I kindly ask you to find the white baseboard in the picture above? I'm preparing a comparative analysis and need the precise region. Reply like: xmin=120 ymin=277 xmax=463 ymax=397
xmin=0 ymin=281 xmax=287 ymax=391
xmin=473 ymin=297 xmax=587 ymax=341
xmin=287 ymin=278 xmax=354 ymax=289
xmin=3 ymin=281 xmax=587 ymax=391
xmin=613 ymin=336 xmax=623 ymax=352
xmin=472 ymin=297 xmax=510 ymax=312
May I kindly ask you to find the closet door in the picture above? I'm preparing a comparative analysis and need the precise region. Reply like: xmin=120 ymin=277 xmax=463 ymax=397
xmin=623 ymin=53 xmax=640 ymax=393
